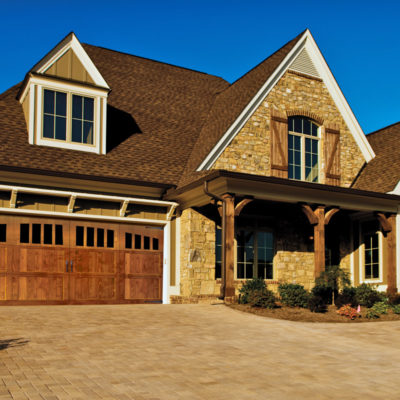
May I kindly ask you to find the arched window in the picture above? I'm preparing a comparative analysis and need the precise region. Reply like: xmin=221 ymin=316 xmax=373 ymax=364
xmin=288 ymin=116 xmax=319 ymax=182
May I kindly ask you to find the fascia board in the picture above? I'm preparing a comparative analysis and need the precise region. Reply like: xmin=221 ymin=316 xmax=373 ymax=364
xmin=197 ymin=30 xmax=375 ymax=171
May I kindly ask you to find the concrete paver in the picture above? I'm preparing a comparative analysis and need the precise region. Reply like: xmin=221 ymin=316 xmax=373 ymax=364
xmin=0 ymin=304 xmax=400 ymax=399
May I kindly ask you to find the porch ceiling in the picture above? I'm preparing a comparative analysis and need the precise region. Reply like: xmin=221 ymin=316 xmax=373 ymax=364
xmin=165 ymin=170 xmax=400 ymax=213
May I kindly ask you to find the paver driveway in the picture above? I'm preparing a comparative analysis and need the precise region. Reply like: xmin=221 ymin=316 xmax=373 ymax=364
xmin=1 ymin=304 xmax=400 ymax=400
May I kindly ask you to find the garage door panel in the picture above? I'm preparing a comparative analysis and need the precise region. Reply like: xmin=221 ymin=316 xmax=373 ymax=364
xmin=125 ymin=277 xmax=161 ymax=301
xmin=72 ymin=276 xmax=116 ymax=300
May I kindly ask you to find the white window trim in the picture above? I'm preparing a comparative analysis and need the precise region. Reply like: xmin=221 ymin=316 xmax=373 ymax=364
xmin=288 ymin=124 xmax=321 ymax=183
xmin=29 ymin=76 xmax=107 ymax=154
xmin=358 ymin=221 xmax=383 ymax=284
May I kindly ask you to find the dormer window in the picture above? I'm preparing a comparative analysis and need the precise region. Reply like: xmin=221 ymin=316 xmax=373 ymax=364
xmin=17 ymin=32 xmax=109 ymax=154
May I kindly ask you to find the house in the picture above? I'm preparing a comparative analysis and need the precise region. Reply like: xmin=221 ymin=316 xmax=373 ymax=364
xmin=0 ymin=29 xmax=398 ymax=305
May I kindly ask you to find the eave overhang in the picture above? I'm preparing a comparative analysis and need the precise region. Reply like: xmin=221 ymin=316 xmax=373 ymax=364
xmin=165 ymin=170 xmax=400 ymax=213
xmin=0 ymin=165 xmax=175 ymax=199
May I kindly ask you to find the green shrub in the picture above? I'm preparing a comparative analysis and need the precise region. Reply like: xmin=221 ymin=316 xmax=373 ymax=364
xmin=239 ymin=278 xmax=266 ymax=304
xmin=247 ymin=288 xmax=276 ymax=309
xmin=335 ymin=287 xmax=357 ymax=308
xmin=278 ymin=283 xmax=309 ymax=308
xmin=366 ymin=301 xmax=390 ymax=319
xmin=354 ymin=284 xmax=385 ymax=308
xmin=387 ymin=292 xmax=400 ymax=306
xmin=315 ymin=265 xmax=351 ymax=304
xmin=311 ymin=284 xmax=332 ymax=305
xmin=308 ymin=295 xmax=327 ymax=313
xmin=391 ymin=305 xmax=400 ymax=314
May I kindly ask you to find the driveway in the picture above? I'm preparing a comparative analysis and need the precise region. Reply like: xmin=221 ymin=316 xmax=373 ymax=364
xmin=0 ymin=304 xmax=400 ymax=399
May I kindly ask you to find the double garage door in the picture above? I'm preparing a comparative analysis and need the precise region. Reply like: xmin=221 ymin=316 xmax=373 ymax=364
xmin=0 ymin=216 xmax=164 ymax=304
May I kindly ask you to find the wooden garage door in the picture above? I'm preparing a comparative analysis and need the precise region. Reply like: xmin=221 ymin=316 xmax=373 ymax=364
xmin=0 ymin=216 xmax=163 ymax=304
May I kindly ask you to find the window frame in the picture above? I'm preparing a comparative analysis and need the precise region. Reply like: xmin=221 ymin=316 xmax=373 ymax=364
xmin=288 ymin=116 xmax=320 ymax=183
xmin=29 ymin=76 xmax=108 ymax=154
xmin=41 ymin=88 xmax=96 ymax=147
xmin=358 ymin=221 xmax=383 ymax=284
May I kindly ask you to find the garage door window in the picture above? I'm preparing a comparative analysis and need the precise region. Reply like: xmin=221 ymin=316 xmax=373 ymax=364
xmin=0 ymin=224 xmax=6 ymax=242
xmin=20 ymin=223 xmax=64 ymax=245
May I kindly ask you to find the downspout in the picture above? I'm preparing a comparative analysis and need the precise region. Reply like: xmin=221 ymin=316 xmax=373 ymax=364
xmin=204 ymin=180 xmax=226 ymax=299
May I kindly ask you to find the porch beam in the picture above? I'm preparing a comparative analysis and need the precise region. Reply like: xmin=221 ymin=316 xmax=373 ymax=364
xmin=234 ymin=198 xmax=253 ymax=217
xmin=222 ymin=194 xmax=235 ymax=299
xmin=300 ymin=203 xmax=318 ymax=225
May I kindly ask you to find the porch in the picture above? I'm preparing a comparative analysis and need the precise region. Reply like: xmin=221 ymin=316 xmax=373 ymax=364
xmin=166 ymin=170 xmax=400 ymax=301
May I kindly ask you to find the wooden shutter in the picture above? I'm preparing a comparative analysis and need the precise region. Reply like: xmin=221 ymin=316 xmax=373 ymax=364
xmin=270 ymin=110 xmax=288 ymax=178
xmin=324 ymin=125 xmax=340 ymax=186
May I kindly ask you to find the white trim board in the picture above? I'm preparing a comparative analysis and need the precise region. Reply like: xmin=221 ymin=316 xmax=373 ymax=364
xmin=197 ymin=29 xmax=375 ymax=171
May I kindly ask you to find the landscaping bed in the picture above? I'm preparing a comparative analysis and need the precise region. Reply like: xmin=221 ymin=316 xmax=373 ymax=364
xmin=228 ymin=303 xmax=400 ymax=323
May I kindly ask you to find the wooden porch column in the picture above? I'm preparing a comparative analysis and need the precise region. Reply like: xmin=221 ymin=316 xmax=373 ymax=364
xmin=377 ymin=212 xmax=397 ymax=294
xmin=313 ymin=206 xmax=326 ymax=278
xmin=222 ymin=194 xmax=235 ymax=298
xmin=301 ymin=204 xmax=339 ymax=279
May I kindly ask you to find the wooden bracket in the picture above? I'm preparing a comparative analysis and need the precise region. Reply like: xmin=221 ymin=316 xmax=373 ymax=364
xmin=234 ymin=198 xmax=253 ymax=217
xmin=376 ymin=212 xmax=392 ymax=233
xmin=324 ymin=208 xmax=339 ymax=225
xmin=300 ymin=204 xmax=318 ymax=225
xmin=120 ymin=200 xmax=129 ymax=217
xmin=9 ymin=189 xmax=18 ymax=208
xmin=68 ymin=195 xmax=76 ymax=213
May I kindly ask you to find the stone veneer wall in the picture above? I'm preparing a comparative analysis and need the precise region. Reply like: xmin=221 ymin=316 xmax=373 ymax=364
xmin=176 ymin=208 xmax=221 ymax=303
xmin=213 ymin=70 xmax=365 ymax=187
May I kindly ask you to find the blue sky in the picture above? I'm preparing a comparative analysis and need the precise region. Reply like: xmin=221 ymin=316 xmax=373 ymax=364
xmin=0 ymin=0 xmax=399 ymax=133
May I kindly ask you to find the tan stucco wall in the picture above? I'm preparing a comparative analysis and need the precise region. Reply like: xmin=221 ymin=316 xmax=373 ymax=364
xmin=213 ymin=70 xmax=365 ymax=187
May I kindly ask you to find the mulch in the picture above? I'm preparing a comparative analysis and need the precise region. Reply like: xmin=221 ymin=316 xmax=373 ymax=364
xmin=228 ymin=303 xmax=400 ymax=323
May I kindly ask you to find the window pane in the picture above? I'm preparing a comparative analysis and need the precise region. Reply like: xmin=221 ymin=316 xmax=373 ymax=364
xmin=20 ymin=224 xmax=29 ymax=243
xmin=72 ymin=119 xmax=82 ymax=143
xmin=87 ymin=227 xmax=94 ymax=247
xmin=294 ymin=150 xmax=301 ymax=165
xmin=55 ymin=116 xmax=66 ymax=140
xmin=294 ymin=117 xmax=302 ymax=133
xmin=153 ymin=238 xmax=159 ymax=250
xmin=97 ymin=228 xmax=104 ymax=247
xmin=134 ymin=234 xmax=141 ymax=249
xmin=266 ymin=264 xmax=273 ymax=279
xmin=237 ymin=264 xmax=244 ymax=279
xmin=305 ymin=138 xmax=311 ymax=152
xmin=373 ymin=264 xmax=379 ymax=279
xmin=83 ymin=121 xmax=93 ymax=144
xmin=55 ymin=225 xmax=63 ymax=245
xmin=44 ymin=224 xmax=52 ymax=245
xmin=55 ymin=92 xmax=66 ymax=116
xmin=303 ymin=119 xmax=311 ymax=135
xmin=311 ymin=123 xmax=318 ymax=137
xmin=312 ymin=139 xmax=318 ymax=153
xmin=125 ymin=232 xmax=132 ymax=249
xmin=84 ymin=97 xmax=94 ymax=121
xmin=144 ymin=236 xmax=150 ymax=250
xmin=72 ymin=95 xmax=82 ymax=119
xmin=43 ymin=90 xmax=54 ymax=114
xmin=215 ymin=263 xmax=221 ymax=280
xmin=246 ymin=264 xmax=253 ymax=279
xmin=43 ymin=115 xmax=54 ymax=139
xmin=32 ymin=224 xmax=41 ymax=244
xmin=107 ymin=230 xmax=114 ymax=248
xmin=0 ymin=224 xmax=6 ymax=242
xmin=295 ymin=166 xmax=301 ymax=180
xmin=76 ymin=226 xmax=84 ymax=246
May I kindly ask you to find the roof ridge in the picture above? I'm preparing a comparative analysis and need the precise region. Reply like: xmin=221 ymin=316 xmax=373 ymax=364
xmin=367 ymin=121 xmax=400 ymax=137
xmin=82 ymin=43 xmax=228 ymax=83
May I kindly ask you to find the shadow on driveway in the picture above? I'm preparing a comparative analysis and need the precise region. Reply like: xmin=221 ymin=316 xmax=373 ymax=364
xmin=0 ymin=338 xmax=29 ymax=351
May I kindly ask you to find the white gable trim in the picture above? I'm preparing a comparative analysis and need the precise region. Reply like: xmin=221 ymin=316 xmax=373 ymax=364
xmin=197 ymin=30 xmax=375 ymax=171
xmin=33 ymin=33 xmax=109 ymax=90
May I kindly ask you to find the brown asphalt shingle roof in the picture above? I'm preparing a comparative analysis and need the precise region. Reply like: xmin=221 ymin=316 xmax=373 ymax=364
xmin=353 ymin=122 xmax=400 ymax=193
xmin=179 ymin=30 xmax=306 ymax=187
xmin=0 ymin=44 xmax=229 ymax=186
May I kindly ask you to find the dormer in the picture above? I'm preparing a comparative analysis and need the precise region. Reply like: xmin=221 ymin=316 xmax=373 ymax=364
xmin=17 ymin=33 xmax=110 ymax=154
